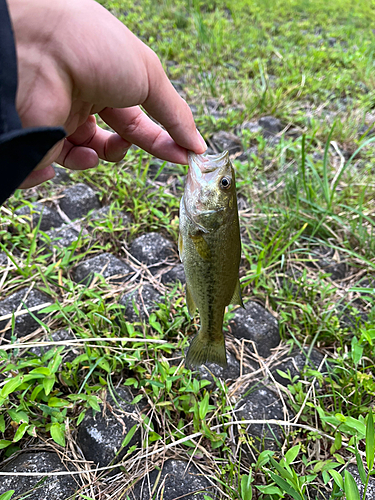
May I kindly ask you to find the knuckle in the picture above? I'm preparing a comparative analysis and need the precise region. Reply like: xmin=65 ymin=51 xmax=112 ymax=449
xmin=121 ymin=112 xmax=143 ymax=136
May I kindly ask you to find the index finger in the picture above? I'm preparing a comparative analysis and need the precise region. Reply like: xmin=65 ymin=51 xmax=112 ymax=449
xmin=100 ymin=105 xmax=195 ymax=165
xmin=140 ymin=49 xmax=207 ymax=154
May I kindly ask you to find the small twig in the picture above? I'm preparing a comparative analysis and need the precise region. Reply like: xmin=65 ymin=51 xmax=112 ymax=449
xmin=0 ymin=337 xmax=168 ymax=352
xmin=0 ymin=301 xmax=53 ymax=323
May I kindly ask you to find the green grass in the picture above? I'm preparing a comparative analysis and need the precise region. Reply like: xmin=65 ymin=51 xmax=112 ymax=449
xmin=1 ymin=0 xmax=375 ymax=498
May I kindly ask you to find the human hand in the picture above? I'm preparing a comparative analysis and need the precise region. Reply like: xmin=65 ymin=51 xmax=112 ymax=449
xmin=8 ymin=0 xmax=207 ymax=188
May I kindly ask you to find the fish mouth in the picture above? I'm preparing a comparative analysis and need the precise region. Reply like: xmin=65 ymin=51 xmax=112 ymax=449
xmin=187 ymin=150 xmax=230 ymax=189
xmin=188 ymin=150 xmax=229 ymax=174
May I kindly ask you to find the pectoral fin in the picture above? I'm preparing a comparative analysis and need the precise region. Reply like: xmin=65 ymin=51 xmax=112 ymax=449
xmin=190 ymin=234 xmax=211 ymax=260
xmin=230 ymin=279 xmax=245 ymax=308
xmin=186 ymin=283 xmax=196 ymax=318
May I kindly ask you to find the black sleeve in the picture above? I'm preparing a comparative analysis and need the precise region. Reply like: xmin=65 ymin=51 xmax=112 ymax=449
xmin=0 ymin=0 xmax=66 ymax=206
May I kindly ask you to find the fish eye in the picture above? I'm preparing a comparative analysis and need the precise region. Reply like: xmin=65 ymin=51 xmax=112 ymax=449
xmin=220 ymin=176 xmax=231 ymax=190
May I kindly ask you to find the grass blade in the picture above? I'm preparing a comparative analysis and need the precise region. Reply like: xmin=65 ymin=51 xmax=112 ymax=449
xmin=366 ymin=410 xmax=375 ymax=471
xmin=269 ymin=472 xmax=303 ymax=500
xmin=344 ymin=470 xmax=360 ymax=500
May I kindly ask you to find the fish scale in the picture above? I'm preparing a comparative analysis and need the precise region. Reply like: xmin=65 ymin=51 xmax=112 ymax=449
xmin=179 ymin=150 xmax=244 ymax=369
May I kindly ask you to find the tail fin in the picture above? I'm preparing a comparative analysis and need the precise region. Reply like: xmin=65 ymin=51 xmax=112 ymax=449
xmin=185 ymin=331 xmax=227 ymax=369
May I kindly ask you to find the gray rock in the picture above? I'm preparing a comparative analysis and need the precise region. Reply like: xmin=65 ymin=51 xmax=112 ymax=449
xmin=0 ymin=289 xmax=50 ymax=340
xmin=236 ymin=146 xmax=258 ymax=162
xmin=189 ymin=104 xmax=198 ymax=116
xmin=242 ymin=120 xmax=262 ymax=134
xmin=88 ymin=205 xmax=111 ymax=220
xmin=328 ymin=37 xmax=337 ymax=47
xmin=205 ymin=98 xmax=225 ymax=119
xmin=272 ymin=347 xmax=329 ymax=386
xmin=160 ymin=263 xmax=186 ymax=284
xmin=206 ymin=98 xmax=223 ymax=110
xmin=223 ymin=7 xmax=233 ymax=19
xmin=230 ymin=302 xmax=280 ymax=358
xmin=0 ymin=451 xmax=77 ymax=500
xmin=198 ymin=351 xmax=240 ymax=388
xmin=88 ymin=205 xmax=132 ymax=224
xmin=166 ymin=60 xmax=179 ymax=68
xmin=73 ymin=253 xmax=134 ymax=285
xmin=77 ymin=386 xmax=142 ymax=468
xmin=312 ymin=152 xmax=323 ymax=162
xmin=28 ymin=329 xmax=78 ymax=363
xmin=267 ymin=136 xmax=281 ymax=146
xmin=307 ymin=485 xmax=330 ymax=500
xmin=43 ymin=225 xmax=79 ymax=249
xmin=335 ymin=97 xmax=352 ymax=111
xmin=211 ymin=131 xmax=242 ymax=155
xmin=354 ymin=277 xmax=375 ymax=298
xmin=309 ymin=246 xmax=347 ymax=281
xmin=208 ymin=110 xmax=223 ymax=120
xmin=205 ymin=146 xmax=216 ymax=155
xmin=258 ymin=116 xmax=283 ymax=137
xmin=358 ymin=82 xmax=370 ymax=94
xmin=171 ymin=79 xmax=185 ymax=96
xmin=169 ymin=348 xmax=186 ymax=368
xmin=171 ymin=79 xmax=184 ymax=91
xmin=0 ymin=252 xmax=7 ymax=267
xmin=52 ymin=165 xmax=71 ymax=183
xmin=229 ymin=103 xmax=244 ymax=113
xmin=15 ymin=202 xmax=64 ymax=231
xmin=148 ymin=160 xmax=176 ymax=182
xmin=286 ymin=127 xmax=301 ymax=139
xmin=237 ymin=195 xmax=250 ymax=212
xmin=130 ymin=459 xmax=218 ymax=500
xmin=342 ymin=149 xmax=352 ymax=161
xmin=337 ymin=303 xmax=368 ymax=329
xmin=235 ymin=384 xmax=286 ymax=452
xmin=129 ymin=233 xmax=176 ymax=274
xmin=358 ymin=124 xmax=375 ymax=138
xmin=267 ymin=75 xmax=277 ymax=89
xmin=119 ymin=284 xmax=162 ymax=322
xmin=59 ymin=183 xmax=101 ymax=219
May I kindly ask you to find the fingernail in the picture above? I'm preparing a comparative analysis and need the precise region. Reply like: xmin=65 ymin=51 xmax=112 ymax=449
xmin=196 ymin=129 xmax=207 ymax=151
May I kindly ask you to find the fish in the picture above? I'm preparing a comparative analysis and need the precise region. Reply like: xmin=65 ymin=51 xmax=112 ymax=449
xmin=179 ymin=150 xmax=244 ymax=369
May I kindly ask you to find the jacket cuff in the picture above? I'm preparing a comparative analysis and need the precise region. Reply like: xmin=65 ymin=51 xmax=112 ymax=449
xmin=0 ymin=127 xmax=66 ymax=206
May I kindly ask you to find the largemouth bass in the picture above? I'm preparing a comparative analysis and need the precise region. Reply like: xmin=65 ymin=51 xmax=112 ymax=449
xmin=179 ymin=150 xmax=243 ymax=369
